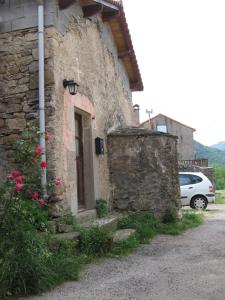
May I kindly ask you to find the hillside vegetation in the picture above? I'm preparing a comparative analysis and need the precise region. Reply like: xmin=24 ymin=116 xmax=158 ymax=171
xmin=195 ymin=141 xmax=225 ymax=166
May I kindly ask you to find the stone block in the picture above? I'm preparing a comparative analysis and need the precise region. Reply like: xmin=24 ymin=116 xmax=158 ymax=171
xmin=113 ymin=229 xmax=136 ymax=243
xmin=3 ymin=134 xmax=20 ymax=144
xmin=25 ymin=32 xmax=37 ymax=41
xmin=52 ymin=231 xmax=80 ymax=243
xmin=8 ymin=80 xmax=17 ymax=88
xmin=8 ymin=65 xmax=20 ymax=75
xmin=0 ymin=119 xmax=5 ymax=128
xmin=47 ymin=220 xmax=57 ymax=234
xmin=18 ymin=76 xmax=29 ymax=84
xmin=13 ymin=113 xmax=25 ymax=118
xmin=6 ymin=118 xmax=26 ymax=130
xmin=11 ymin=84 xmax=29 ymax=94
xmin=20 ymin=56 xmax=33 ymax=66
xmin=20 ymin=65 xmax=29 ymax=72
xmin=32 ymin=47 xmax=50 ymax=60
xmin=0 ymin=65 xmax=6 ymax=74
xmin=29 ymin=61 xmax=38 ymax=73
xmin=56 ymin=224 xmax=74 ymax=233
xmin=0 ymin=104 xmax=7 ymax=113
xmin=26 ymin=113 xmax=37 ymax=120
xmin=7 ymin=104 xmax=22 ymax=113
xmin=45 ymin=69 xmax=55 ymax=85
xmin=29 ymin=73 xmax=38 ymax=90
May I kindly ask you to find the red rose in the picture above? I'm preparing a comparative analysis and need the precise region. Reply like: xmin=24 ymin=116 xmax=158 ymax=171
xmin=7 ymin=175 xmax=14 ymax=181
xmin=40 ymin=161 xmax=48 ymax=169
xmin=16 ymin=176 xmax=24 ymax=184
xmin=38 ymin=199 xmax=45 ymax=207
xmin=31 ymin=158 xmax=37 ymax=164
xmin=55 ymin=178 xmax=62 ymax=186
xmin=32 ymin=192 xmax=39 ymax=200
xmin=12 ymin=169 xmax=20 ymax=178
xmin=34 ymin=146 xmax=43 ymax=157
xmin=15 ymin=183 xmax=23 ymax=191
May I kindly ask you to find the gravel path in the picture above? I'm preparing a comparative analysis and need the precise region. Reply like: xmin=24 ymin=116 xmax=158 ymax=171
xmin=23 ymin=205 xmax=225 ymax=300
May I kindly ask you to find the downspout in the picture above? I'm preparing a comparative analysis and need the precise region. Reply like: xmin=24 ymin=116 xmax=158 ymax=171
xmin=38 ymin=0 xmax=47 ymax=196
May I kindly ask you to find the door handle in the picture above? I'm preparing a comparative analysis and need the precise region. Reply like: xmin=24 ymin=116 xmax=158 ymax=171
xmin=188 ymin=187 xmax=193 ymax=189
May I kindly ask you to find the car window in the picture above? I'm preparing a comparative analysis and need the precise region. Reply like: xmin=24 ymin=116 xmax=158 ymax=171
xmin=191 ymin=175 xmax=203 ymax=184
xmin=179 ymin=174 xmax=203 ymax=186
xmin=179 ymin=174 xmax=192 ymax=186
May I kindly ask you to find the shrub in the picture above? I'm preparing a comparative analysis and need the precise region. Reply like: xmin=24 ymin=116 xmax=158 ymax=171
xmin=51 ymin=240 xmax=80 ymax=282
xmin=0 ymin=129 xmax=65 ymax=297
xmin=79 ymin=227 xmax=113 ymax=256
xmin=0 ymin=209 xmax=56 ymax=296
xmin=110 ymin=234 xmax=139 ymax=256
xmin=56 ymin=213 xmax=78 ymax=230
xmin=157 ymin=212 xmax=203 ymax=235
xmin=96 ymin=199 xmax=108 ymax=218
xmin=118 ymin=212 xmax=158 ymax=243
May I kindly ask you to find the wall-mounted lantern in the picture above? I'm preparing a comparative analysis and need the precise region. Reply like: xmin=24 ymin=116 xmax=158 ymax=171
xmin=63 ymin=79 xmax=79 ymax=95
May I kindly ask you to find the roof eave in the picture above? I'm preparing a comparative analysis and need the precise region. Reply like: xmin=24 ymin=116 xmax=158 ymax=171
xmin=58 ymin=0 xmax=143 ymax=92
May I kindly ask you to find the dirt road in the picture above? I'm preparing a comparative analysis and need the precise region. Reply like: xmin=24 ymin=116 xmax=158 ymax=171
xmin=24 ymin=205 xmax=225 ymax=300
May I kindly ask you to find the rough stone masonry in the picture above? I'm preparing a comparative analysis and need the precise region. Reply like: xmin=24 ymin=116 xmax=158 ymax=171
xmin=107 ymin=128 xmax=181 ymax=219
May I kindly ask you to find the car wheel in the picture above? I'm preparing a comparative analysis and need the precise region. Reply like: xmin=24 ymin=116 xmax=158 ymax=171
xmin=190 ymin=196 xmax=208 ymax=210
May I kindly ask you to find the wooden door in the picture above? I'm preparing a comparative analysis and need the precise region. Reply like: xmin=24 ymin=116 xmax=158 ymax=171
xmin=75 ymin=113 xmax=85 ymax=208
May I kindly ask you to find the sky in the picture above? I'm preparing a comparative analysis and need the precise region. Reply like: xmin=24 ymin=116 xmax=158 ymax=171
xmin=122 ymin=0 xmax=225 ymax=146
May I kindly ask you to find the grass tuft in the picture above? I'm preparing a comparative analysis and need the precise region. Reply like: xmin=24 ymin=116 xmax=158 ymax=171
xmin=157 ymin=211 xmax=204 ymax=235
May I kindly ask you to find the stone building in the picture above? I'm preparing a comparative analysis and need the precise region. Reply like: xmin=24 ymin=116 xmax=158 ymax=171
xmin=140 ymin=114 xmax=196 ymax=160
xmin=0 ymin=1 xmax=180 ymax=218
xmin=0 ymin=0 xmax=143 ymax=216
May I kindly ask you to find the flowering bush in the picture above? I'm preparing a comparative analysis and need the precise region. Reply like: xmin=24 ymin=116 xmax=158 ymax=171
xmin=0 ymin=128 xmax=67 ymax=297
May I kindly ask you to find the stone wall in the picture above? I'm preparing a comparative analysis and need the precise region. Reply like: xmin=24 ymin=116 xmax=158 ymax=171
xmin=107 ymin=128 xmax=181 ymax=219
xmin=0 ymin=2 xmax=135 ymax=214
xmin=44 ymin=15 xmax=134 ymax=214
xmin=0 ymin=28 xmax=55 ymax=181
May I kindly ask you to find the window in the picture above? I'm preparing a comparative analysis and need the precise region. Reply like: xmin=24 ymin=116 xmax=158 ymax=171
xmin=179 ymin=174 xmax=203 ymax=186
xmin=156 ymin=125 xmax=167 ymax=133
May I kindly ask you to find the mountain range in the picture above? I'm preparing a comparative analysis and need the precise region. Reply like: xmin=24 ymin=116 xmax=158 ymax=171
xmin=195 ymin=141 xmax=225 ymax=166
xmin=211 ymin=141 xmax=225 ymax=151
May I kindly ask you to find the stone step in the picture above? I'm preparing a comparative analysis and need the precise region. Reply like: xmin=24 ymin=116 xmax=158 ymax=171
xmin=113 ymin=229 xmax=136 ymax=243
xmin=76 ymin=209 xmax=97 ymax=224
xmin=53 ymin=231 xmax=80 ymax=242
xmin=83 ymin=215 xmax=119 ymax=232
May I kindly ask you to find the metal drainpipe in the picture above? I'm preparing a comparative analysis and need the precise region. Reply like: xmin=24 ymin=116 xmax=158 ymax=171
xmin=38 ymin=0 xmax=47 ymax=197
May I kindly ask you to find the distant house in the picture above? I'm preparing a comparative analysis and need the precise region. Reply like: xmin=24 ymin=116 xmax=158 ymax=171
xmin=140 ymin=114 xmax=196 ymax=160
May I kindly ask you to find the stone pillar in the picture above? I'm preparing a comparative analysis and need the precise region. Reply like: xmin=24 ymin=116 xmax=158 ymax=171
xmin=107 ymin=128 xmax=181 ymax=219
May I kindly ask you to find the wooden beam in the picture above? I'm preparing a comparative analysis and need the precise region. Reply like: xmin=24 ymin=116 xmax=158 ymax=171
xmin=82 ymin=4 xmax=103 ymax=17
xmin=130 ymin=81 xmax=139 ymax=90
xmin=59 ymin=0 xmax=77 ymax=9
xmin=102 ymin=10 xmax=120 ymax=22
xmin=118 ymin=49 xmax=131 ymax=59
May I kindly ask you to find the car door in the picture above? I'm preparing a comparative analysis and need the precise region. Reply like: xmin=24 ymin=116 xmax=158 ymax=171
xmin=179 ymin=174 xmax=195 ymax=205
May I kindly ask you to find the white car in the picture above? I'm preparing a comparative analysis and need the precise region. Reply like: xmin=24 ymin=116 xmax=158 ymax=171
xmin=179 ymin=172 xmax=215 ymax=209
